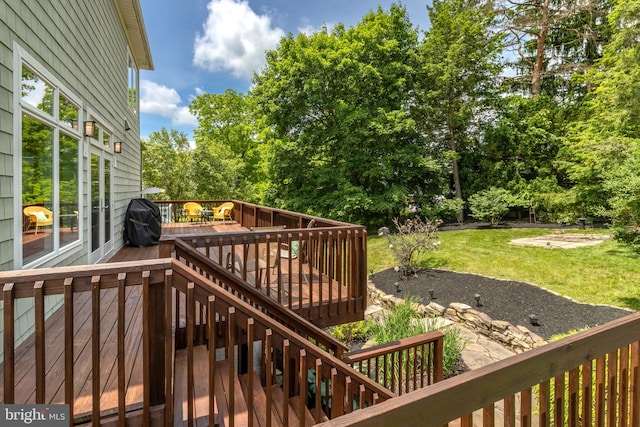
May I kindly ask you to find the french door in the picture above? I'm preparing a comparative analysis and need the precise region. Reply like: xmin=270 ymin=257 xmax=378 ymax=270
xmin=89 ymin=147 xmax=113 ymax=263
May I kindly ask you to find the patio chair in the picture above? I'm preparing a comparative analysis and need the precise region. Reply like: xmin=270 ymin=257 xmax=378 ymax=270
xmin=24 ymin=206 xmax=53 ymax=234
xmin=227 ymin=242 xmax=279 ymax=286
xmin=184 ymin=202 xmax=205 ymax=222
xmin=212 ymin=202 xmax=234 ymax=224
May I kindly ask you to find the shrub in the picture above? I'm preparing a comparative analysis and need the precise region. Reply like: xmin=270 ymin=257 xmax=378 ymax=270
xmin=330 ymin=320 xmax=374 ymax=344
xmin=379 ymin=217 xmax=441 ymax=278
xmin=371 ymin=298 xmax=465 ymax=377
xmin=421 ymin=197 xmax=465 ymax=224
xmin=468 ymin=187 xmax=517 ymax=226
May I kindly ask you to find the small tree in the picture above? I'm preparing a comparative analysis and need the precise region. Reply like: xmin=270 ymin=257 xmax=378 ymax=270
xmin=468 ymin=187 xmax=515 ymax=226
xmin=379 ymin=217 xmax=442 ymax=278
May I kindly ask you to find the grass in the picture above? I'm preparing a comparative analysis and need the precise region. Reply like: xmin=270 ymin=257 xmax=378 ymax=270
xmin=368 ymin=228 xmax=640 ymax=311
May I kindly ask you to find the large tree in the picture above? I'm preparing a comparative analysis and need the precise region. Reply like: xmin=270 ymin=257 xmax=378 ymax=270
xmin=416 ymin=0 xmax=503 ymax=222
xmin=499 ymin=0 xmax=612 ymax=98
xmin=141 ymin=128 xmax=195 ymax=200
xmin=252 ymin=5 xmax=444 ymax=228
xmin=189 ymin=89 xmax=262 ymax=201
xmin=559 ymin=0 xmax=640 ymax=226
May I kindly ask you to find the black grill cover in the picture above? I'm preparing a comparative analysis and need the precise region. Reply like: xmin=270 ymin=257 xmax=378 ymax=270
xmin=123 ymin=198 xmax=161 ymax=247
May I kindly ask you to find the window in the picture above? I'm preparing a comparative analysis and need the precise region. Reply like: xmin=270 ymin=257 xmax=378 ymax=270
xmin=128 ymin=53 xmax=138 ymax=112
xmin=18 ymin=61 xmax=81 ymax=267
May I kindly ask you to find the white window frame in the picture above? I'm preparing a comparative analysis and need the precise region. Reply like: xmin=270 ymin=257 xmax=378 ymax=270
xmin=128 ymin=51 xmax=139 ymax=113
xmin=13 ymin=43 xmax=84 ymax=269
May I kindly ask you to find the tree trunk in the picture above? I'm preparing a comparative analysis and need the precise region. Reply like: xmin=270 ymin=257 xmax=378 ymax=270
xmin=447 ymin=114 xmax=463 ymax=223
xmin=531 ymin=0 xmax=550 ymax=97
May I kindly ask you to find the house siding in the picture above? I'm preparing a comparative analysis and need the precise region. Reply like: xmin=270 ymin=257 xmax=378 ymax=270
xmin=0 ymin=0 xmax=150 ymax=358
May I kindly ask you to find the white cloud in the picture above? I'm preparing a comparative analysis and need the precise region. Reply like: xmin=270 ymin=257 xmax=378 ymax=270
xmin=139 ymin=80 xmax=198 ymax=126
xmin=193 ymin=0 xmax=285 ymax=79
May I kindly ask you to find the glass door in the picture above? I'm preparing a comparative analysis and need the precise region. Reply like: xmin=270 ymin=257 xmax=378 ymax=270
xmin=89 ymin=148 xmax=113 ymax=263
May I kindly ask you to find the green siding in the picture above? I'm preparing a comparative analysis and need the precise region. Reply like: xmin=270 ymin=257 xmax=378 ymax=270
xmin=0 ymin=0 xmax=148 ymax=357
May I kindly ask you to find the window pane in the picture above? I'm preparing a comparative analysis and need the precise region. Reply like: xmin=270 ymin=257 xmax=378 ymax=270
xmin=128 ymin=56 xmax=138 ymax=112
xmin=21 ymin=67 xmax=54 ymax=116
xmin=59 ymin=94 xmax=79 ymax=129
xmin=91 ymin=154 xmax=100 ymax=253
xmin=93 ymin=123 xmax=102 ymax=141
xmin=102 ymin=131 xmax=110 ymax=149
xmin=104 ymin=159 xmax=111 ymax=244
xmin=22 ymin=115 xmax=54 ymax=264
xmin=59 ymin=133 xmax=79 ymax=247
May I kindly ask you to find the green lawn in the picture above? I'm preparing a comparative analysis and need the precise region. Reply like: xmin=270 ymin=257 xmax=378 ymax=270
xmin=368 ymin=228 xmax=640 ymax=311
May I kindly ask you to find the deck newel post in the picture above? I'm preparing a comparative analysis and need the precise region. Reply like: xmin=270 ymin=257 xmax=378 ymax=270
xmin=63 ymin=278 xmax=74 ymax=421
xmin=117 ymin=273 xmax=127 ymax=427
xmin=34 ymin=281 xmax=45 ymax=403
xmin=3 ymin=283 xmax=15 ymax=404
xmin=147 ymin=271 xmax=167 ymax=408
xmin=165 ymin=270 xmax=175 ymax=427
xmin=159 ymin=237 xmax=174 ymax=258
xmin=91 ymin=276 xmax=101 ymax=424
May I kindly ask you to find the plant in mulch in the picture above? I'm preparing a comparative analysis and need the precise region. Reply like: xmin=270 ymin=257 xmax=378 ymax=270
xmin=378 ymin=217 xmax=442 ymax=279
xmin=370 ymin=298 xmax=465 ymax=378
xmin=330 ymin=320 xmax=375 ymax=349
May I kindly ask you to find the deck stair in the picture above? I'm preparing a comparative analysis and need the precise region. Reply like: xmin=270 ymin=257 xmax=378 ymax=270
xmin=173 ymin=346 xmax=322 ymax=427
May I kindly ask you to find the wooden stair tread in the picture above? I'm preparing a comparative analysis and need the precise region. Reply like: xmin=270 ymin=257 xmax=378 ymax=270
xmin=270 ymin=385 xmax=300 ymax=426
xmin=239 ymin=372 xmax=283 ymax=427
xmin=291 ymin=395 xmax=318 ymax=426
xmin=173 ymin=346 xmax=219 ymax=427
xmin=217 ymin=358 xmax=251 ymax=426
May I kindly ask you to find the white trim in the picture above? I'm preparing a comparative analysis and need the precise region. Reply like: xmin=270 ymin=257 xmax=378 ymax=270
xmin=13 ymin=42 xmax=84 ymax=269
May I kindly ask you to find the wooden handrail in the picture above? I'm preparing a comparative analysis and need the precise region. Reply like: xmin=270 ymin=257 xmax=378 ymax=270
xmin=172 ymin=237 xmax=349 ymax=357
xmin=160 ymin=223 xmax=368 ymax=328
xmin=343 ymin=332 xmax=444 ymax=395
xmin=0 ymin=258 xmax=391 ymax=425
xmin=316 ymin=312 xmax=640 ymax=427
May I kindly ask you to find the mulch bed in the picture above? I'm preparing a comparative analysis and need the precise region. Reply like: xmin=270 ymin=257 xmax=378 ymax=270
xmin=370 ymin=267 xmax=632 ymax=340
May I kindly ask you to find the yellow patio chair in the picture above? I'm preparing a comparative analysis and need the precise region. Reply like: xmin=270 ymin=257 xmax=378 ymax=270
xmin=212 ymin=202 xmax=234 ymax=224
xmin=184 ymin=202 xmax=205 ymax=222
xmin=24 ymin=206 xmax=53 ymax=234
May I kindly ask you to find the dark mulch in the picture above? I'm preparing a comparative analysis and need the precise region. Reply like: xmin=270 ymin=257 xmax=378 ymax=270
xmin=371 ymin=268 xmax=633 ymax=340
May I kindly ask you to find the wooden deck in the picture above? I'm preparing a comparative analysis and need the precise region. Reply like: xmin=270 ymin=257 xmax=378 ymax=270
xmin=2 ymin=220 xmax=344 ymax=422
xmin=0 ymin=223 xmax=216 ymax=419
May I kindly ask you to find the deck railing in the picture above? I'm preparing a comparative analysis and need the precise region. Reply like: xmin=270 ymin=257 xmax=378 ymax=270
xmin=158 ymin=203 xmax=368 ymax=327
xmin=153 ymin=200 xmax=351 ymax=229
xmin=343 ymin=332 xmax=444 ymax=396
xmin=0 ymin=258 xmax=392 ymax=426
xmin=171 ymin=260 xmax=394 ymax=426
xmin=318 ymin=312 xmax=640 ymax=427
xmin=0 ymin=259 xmax=174 ymax=425
xmin=170 ymin=237 xmax=349 ymax=358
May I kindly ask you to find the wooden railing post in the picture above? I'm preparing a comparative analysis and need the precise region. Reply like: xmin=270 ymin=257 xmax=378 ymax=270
xmin=147 ymin=274 xmax=167 ymax=407
xmin=159 ymin=237 xmax=175 ymax=258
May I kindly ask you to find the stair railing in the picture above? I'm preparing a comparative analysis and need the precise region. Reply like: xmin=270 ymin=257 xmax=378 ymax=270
xmin=171 ymin=237 xmax=348 ymax=357
xmin=343 ymin=332 xmax=444 ymax=396
xmin=170 ymin=260 xmax=394 ymax=426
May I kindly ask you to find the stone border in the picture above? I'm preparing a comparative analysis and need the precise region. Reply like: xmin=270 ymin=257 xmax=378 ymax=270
xmin=368 ymin=283 xmax=547 ymax=354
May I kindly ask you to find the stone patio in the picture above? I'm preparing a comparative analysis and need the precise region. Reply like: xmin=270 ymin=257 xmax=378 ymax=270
xmin=509 ymin=232 xmax=611 ymax=249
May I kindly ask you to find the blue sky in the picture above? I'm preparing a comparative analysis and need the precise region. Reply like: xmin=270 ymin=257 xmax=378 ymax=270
xmin=138 ymin=0 xmax=432 ymax=140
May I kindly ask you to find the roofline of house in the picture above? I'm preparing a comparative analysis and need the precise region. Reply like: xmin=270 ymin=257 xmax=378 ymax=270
xmin=115 ymin=0 xmax=154 ymax=70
